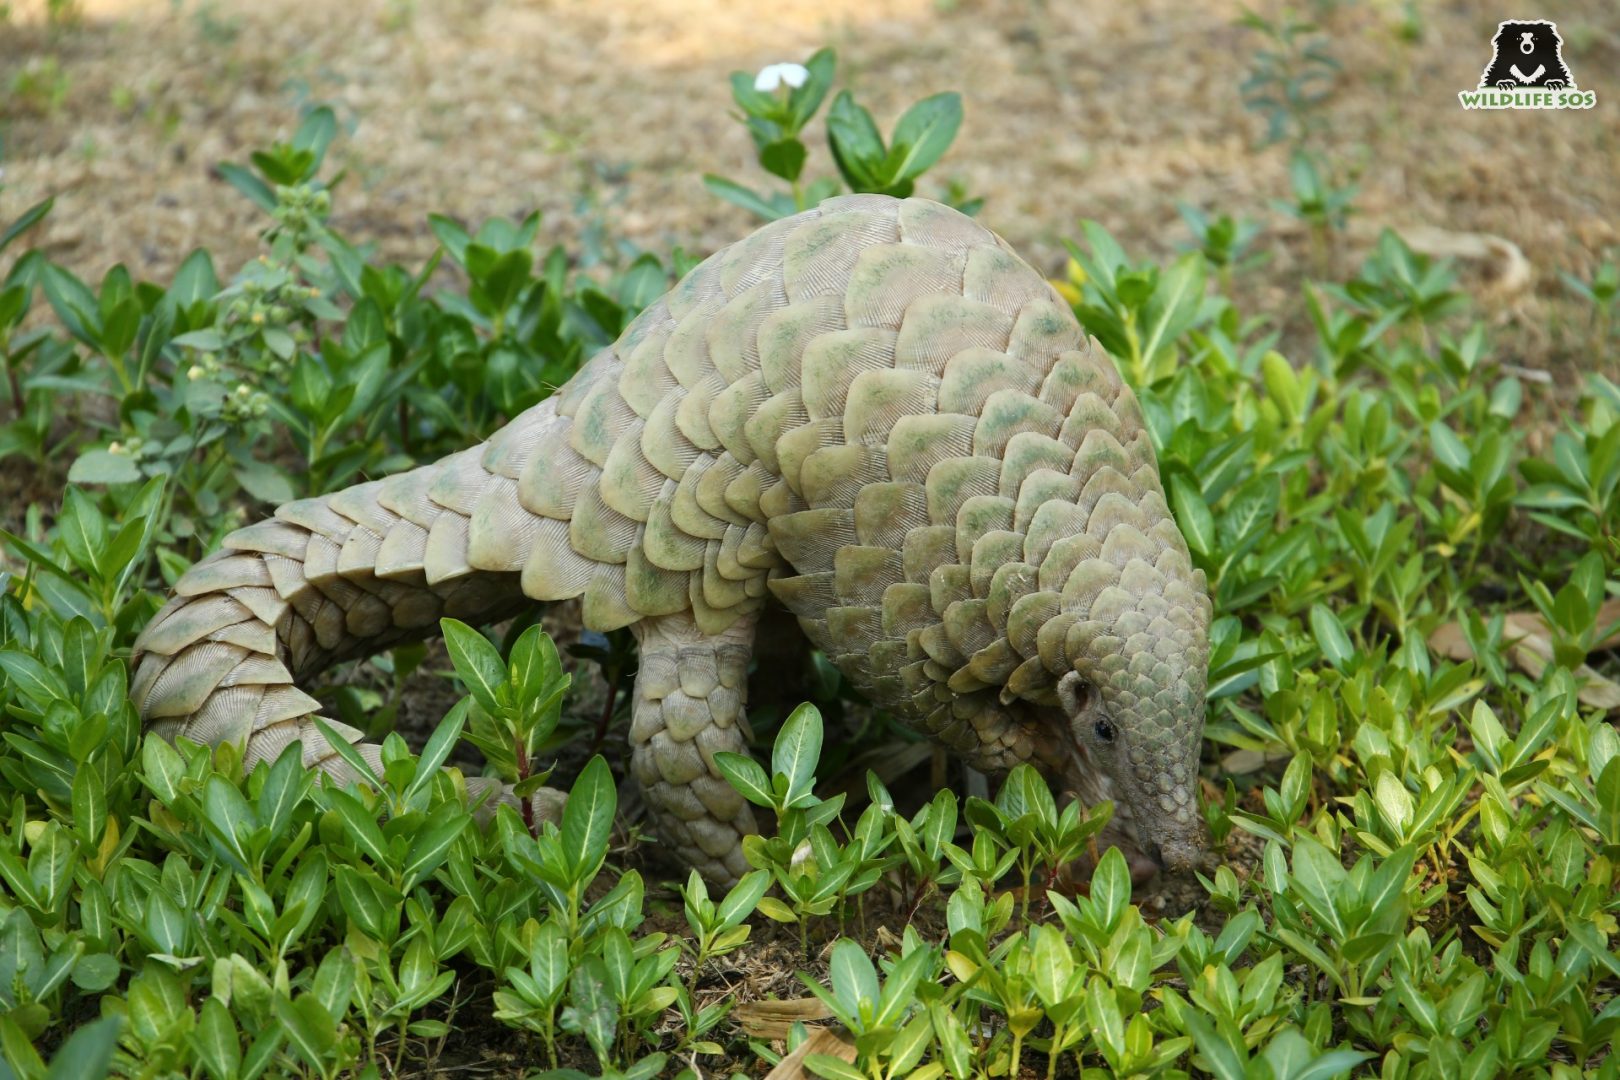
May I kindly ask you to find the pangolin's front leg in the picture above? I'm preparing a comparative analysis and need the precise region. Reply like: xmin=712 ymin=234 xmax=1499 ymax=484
xmin=629 ymin=610 xmax=758 ymax=884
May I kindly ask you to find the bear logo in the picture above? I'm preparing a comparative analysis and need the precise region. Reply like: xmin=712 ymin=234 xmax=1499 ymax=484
xmin=1477 ymin=20 xmax=1574 ymax=90
xmin=1458 ymin=19 xmax=1596 ymax=109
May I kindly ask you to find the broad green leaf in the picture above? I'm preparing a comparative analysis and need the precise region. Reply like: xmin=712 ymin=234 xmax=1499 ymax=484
xmin=760 ymin=139 xmax=808 ymax=183
xmin=0 ymin=197 xmax=53 ymax=255
xmin=755 ymin=896 xmax=798 ymax=922
xmin=291 ymin=106 xmax=339 ymax=168
xmin=1169 ymin=474 xmax=1215 ymax=556
xmin=401 ymin=811 xmax=469 ymax=890
xmin=333 ymin=865 xmax=396 ymax=942
xmin=714 ymin=751 xmax=773 ymax=808
xmin=888 ymin=92 xmax=963 ymax=182
xmin=217 ymin=163 xmax=277 ymax=212
xmin=408 ymin=699 xmax=469 ymax=800
xmin=1138 ymin=253 xmax=1208 ymax=372
xmin=326 ymin=789 xmax=390 ymax=866
xmin=142 ymin=735 xmax=188 ymax=807
xmin=772 ymin=702 xmax=823 ymax=806
xmin=1091 ymin=846 xmax=1131 ymax=932
xmin=44 ymin=1015 xmax=120 ymax=1080
xmin=716 ymin=869 xmax=770 ymax=929
xmin=803 ymin=1055 xmax=866 ymax=1080
xmin=234 ymin=462 xmax=297 ymax=505
xmin=530 ymin=919 xmax=570 ymax=1002
xmin=1085 ymin=977 xmax=1126 ymax=1062
xmin=827 ymin=938 xmax=879 ymax=1015
xmin=702 ymin=175 xmax=787 ymax=222
xmin=1293 ymin=1048 xmax=1376 ymax=1080
xmin=190 ymin=999 xmax=240 ymax=1080
xmin=788 ymin=47 xmax=837 ymax=130
xmin=1184 ymin=1011 xmax=1246 ymax=1080
xmin=201 ymin=776 xmax=256 ymax=871
xmin=1309 ymin=603 xmax=1355 ymax=669
xmin=874 ymin=943 xmax=933 ymax=1027
xmin=598 ymin=927 xmax=634 ymax=1002
xmin=568 ymin=958 xmax=618 ymax=1064
xmin=1290 ymin=835 xmax=1347 ymax=933
xmin=1261 ymin=350 xmax=1305 ymax=423
xmin=273 ymin=993 xmax=338 ymax=1075
xmin=561 ymin=756 xmax=616 ymax=881
xmin=311 ymin=947 xmax=356 ymax=1023
xmin=57 ymin=488 xmax=106 ymax=578
xmin=1373 ymin=772 xmax=1414 ymax=835
xmin=1429 ymin=422 xmax=1471 ymax=472
xmin=311 ymin=717 xmax=384 ymax=789
xmin=0 ymin=648 xmax=70 ymax=705
xmin=440 ymin=618 xmax=506 ymax=715
xmin=826 ymin=91 xmax=886 ymax=189
xmin=145 ymin=887 xmax=187 ymax=955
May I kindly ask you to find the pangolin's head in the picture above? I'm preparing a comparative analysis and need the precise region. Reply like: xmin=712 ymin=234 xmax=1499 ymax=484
xmin=1053 ymin=549 xmax=1213 ymax=873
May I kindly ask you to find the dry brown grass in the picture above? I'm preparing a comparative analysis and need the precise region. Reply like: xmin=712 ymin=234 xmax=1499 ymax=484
xmin=3 ymin=0 xmax=1616 ymax=335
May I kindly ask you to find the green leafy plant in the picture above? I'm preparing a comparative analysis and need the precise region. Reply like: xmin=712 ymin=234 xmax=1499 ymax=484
xmin=1562 ymin=255 xmax=1618 ymax=350
xmin=704 ymin=48 xmax=976 ymax=221
xmin=716 ymin=703 xmax=850 ymax=952
xmin=1238 ymin=10 xmax=1340 ymax=150
xmin=3 ymin=44 xmax=1620 ymax=1080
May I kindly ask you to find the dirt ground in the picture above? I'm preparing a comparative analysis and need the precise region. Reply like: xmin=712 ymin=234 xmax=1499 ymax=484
xmin=3 ymin=0 xmax=1618 ymax=358
xmin=2 ymin=0 xmax=1618 ymax=1074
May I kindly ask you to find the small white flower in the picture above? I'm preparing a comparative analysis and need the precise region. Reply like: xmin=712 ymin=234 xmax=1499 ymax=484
xmin=754 ymin=62 xmax=809 ymax=93
xmin=790 ymin=838 xmax=814 ymax=870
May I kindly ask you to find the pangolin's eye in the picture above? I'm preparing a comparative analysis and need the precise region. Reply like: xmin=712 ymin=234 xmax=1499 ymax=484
xmin=1093 ymin=719 xmax=1115 ymax=743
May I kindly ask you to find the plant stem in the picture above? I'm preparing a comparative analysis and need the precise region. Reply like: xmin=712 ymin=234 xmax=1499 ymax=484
xmin=904 ymin=877 xmax=930 ymax=926
xmin=516 ymin=735 xmax=536 ymax=837
xmin=687 ymin=943 xmax=707 ymax=1007
xmin=587 ymin=677 xmax=619 ymax=757
xmin=1019 ymin=857 xmax=1034 ymax=924
xmin=5 ymin=359 xmax=23 ymax=416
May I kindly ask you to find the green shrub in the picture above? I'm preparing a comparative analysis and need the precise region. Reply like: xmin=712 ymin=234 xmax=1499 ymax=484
xmin=1 ymin=46 xmax=1618 ymax=1080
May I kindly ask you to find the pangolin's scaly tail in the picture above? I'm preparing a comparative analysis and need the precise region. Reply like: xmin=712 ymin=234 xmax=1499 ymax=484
xmin=129 ymin=449 xmax=548 ymax=815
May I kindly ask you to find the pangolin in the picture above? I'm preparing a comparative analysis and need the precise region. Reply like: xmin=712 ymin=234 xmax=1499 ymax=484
xmin=129 ymin=195 xmax=1213 ymax=884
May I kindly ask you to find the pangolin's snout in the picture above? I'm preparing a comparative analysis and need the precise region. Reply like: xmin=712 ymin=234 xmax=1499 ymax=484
xmin=1138 ymin=821 xmax=1206 ymax=874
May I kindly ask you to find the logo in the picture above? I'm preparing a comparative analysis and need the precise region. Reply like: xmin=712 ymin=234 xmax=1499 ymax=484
xmin=1458 ymin=20 xmax=1595 ymax=110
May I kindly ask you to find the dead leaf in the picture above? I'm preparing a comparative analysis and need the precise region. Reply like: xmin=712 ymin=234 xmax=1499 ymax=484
xmin=1427 ymin=598 xmax=1620 ymax=711
xmin=762 ymin=1026 xmax=856 ymax=1080
xmin=1397 ymin=224 xmax=1533 ymax=302
xmin=734 ymin=997 xmax=834 ymax=1040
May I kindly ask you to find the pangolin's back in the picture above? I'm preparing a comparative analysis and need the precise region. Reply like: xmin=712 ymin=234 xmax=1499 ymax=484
xmin=430 ymin=195 xmax=1165 ymax=771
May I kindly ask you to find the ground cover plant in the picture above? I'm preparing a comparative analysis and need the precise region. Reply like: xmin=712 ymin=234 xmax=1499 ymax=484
xmin=2 ymin=18 xmax=1619 ymax=1080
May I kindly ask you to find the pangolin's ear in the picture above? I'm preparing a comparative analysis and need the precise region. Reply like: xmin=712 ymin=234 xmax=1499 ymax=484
xmin=1057 ymin=670 xmax=1089 ymax=716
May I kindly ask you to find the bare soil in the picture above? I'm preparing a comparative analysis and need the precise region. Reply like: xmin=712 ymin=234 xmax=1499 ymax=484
xmin=2 ymin=0 xmax=1617 ymax=349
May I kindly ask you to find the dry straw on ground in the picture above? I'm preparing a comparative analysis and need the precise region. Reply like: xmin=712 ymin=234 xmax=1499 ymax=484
xmin=3 ymin=0 xmax=1617 ymax=353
